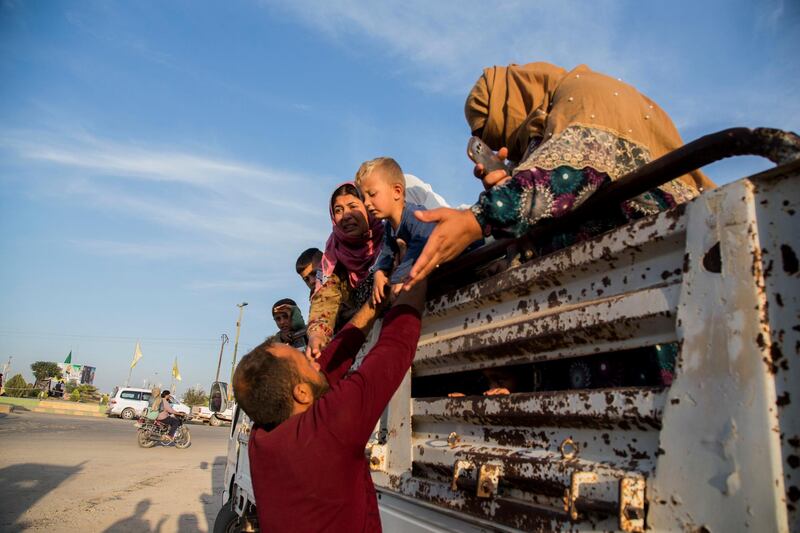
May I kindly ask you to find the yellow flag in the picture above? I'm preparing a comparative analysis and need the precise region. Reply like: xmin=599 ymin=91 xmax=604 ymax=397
xmin=131 ymin=342 xmax=143 ymax=369
xmin=172 ymin=357 xmax=182 ymax=381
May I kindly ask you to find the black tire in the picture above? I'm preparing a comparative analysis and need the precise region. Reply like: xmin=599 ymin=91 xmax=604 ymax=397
xmin=213 ymin=500 xmax=244 ymax=533
xmin=137 ymin=429 xmax=156 ymax=448
xmin=121 ymin=408 xmax=136 ymax=420
xmin=209 ymin=415 xmax=222 ymax=427
xmin=174 ymin=426 xmax=192 ymax=449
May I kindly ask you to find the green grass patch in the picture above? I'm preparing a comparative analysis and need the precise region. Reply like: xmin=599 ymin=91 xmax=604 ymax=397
xmin=0 ymin=397 xmax=41 ymax=411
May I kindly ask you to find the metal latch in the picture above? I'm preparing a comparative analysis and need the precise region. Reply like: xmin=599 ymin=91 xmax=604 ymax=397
xmin=451 ymin=460 xmax=474 ymax=491
xmin=619 ymin=476 xmax=645 ymax=532
xmin=477 ymin=462 xmax=504 ymax=498
xmin=369 ymin=444 xmax=386 ymax=471
xmin=563 ymin=471 xmax=598 ymax=521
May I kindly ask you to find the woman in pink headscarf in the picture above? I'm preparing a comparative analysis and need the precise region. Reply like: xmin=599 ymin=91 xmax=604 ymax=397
xmin=306 ymin=183 xmax=384 ymax=358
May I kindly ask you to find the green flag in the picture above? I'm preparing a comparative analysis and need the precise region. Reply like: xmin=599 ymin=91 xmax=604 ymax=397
xmin=64 ymin=351 xmax=72 ymax=364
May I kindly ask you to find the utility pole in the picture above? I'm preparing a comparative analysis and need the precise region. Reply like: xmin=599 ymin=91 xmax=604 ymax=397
xmin=228 ymin=302 xmax=248 ymax=402
xmin=214 ymin=333 xmax=229 ymax=383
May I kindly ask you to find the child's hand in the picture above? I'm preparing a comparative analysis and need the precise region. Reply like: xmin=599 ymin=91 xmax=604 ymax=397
xmin=372 ymin=270 xmax=389 ymax=306
xmin=306 ymin=333 xmax=328 ymax=360
xmin=389 ymin=282 xmax=404 ymax=302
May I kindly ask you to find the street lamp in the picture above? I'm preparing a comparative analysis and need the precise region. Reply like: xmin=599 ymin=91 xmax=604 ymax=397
xmin=228 ymin=302 xmax=248 ymax=401
xmin=214 ymin=333 xmax=229 ymax=383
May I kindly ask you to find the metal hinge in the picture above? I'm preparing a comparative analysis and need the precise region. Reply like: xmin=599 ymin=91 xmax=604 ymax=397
xmin=451 ymin=459 xmax=474 ymax=491
xmin=563 ymin=471 xmax=598 ymax=521
xmin=619 ymin=476 xmax=646 ymax=532
xmin=477 ymin=462 xmax=504 ymax=498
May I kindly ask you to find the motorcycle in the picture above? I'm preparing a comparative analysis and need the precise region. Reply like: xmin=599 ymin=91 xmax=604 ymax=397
xmin=135 ymin=411 xmax=191 ymax=449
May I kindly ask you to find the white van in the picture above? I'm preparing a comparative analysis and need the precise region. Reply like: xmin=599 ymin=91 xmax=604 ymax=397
xmin=106 ymin=387 xmax=153 ymax=420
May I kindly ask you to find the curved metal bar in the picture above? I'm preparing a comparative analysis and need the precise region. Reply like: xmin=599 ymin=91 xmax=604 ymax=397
xmin=432 ymin=127 xmax=800 ymax=287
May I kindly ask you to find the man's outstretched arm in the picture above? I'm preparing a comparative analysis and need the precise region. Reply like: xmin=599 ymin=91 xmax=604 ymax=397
xmin=319 ymin=300 xmax=381 ymax=387
xmin=324 ymin=281 xmax=426 ymax=448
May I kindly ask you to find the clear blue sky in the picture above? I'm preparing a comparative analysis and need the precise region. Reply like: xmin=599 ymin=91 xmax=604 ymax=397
xmin=1 ymin=0 xmax=797 ymax=394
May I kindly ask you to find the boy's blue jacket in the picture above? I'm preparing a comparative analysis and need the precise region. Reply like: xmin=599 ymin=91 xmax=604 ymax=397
xmin=373 ymin=202 xmax=434 ymax=284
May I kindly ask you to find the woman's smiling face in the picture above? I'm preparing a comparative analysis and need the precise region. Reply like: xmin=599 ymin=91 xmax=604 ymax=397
xmin=332 ymin=193 xmax=369 ymax=237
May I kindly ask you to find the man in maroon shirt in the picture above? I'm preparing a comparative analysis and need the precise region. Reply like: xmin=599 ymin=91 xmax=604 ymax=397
xmin=233 ymin=282 xmax=425 ymax=532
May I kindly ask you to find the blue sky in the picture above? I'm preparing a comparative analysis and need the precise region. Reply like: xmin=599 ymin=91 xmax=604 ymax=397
xmin=1 ymin=0 xmax=798 ymax=394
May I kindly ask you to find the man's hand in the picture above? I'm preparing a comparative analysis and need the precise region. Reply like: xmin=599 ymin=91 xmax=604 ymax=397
xmin=306 ymin=333 xmax=328 ymax=360
xmin=372 ymin=270 xmax=389 ymax=306
xmin=483 ymin=387 xmax=511 ymax=396
xmin=403 ymin=208 xmax=483 ymax=290
xmin=473 ymin=147 xmax=511 ymax=190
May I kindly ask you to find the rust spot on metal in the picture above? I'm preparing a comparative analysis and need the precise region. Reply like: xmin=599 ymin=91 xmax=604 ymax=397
xmin=702 ymin=242 xmax=722 ymax=273
xmin=781 ymin=244 xmax=798 ymax=274
xmin=776 ymin=392 xmax=791 ymax=407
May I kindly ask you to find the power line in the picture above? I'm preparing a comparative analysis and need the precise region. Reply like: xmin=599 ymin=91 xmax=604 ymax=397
xmin=0 ymin=330 xmax=219 ymax=345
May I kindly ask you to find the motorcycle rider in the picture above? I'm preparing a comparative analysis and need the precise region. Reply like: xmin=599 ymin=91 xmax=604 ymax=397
xmin=155 ymin=390 xmax=180 ymax=442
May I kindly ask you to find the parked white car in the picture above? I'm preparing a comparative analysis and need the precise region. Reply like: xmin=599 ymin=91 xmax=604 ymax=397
xmin=106 ymin=387 xmax=153 ymax=420
xmin=107 ymin=387 xmax=192 ymax=420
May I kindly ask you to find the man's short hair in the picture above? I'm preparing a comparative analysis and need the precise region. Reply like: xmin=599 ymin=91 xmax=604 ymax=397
xmin=233 ymin=341 xmax=299 ymax=428
xmin=355 ymin=157 xmax=405 ymax=188
xmin=295 ymin=248 xmax=322 ymax=274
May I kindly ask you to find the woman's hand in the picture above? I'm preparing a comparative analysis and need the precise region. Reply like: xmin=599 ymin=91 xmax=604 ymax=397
xmin=473 ymin=147 xmax=511 ymax=190
xmin=306 ymin=333 xmax=328 ymax=360
xmin=372 ymin=270 xmax=389 ymax=305
xmin=403 ymin=208 xmax=483 ymax=290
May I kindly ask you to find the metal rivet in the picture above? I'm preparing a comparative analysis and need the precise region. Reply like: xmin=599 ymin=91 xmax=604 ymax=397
xmin=628 ymin=128 xmax=633 ymax=133
xmin=496 ymin=200 xmax=503 ymax=207
xmin=645 ymin=114 xmax=650 ymax=120
xmin=562 ymin=173 xmax=569 ymax=180
xmin=614 ymin=91 xmax=619 ymax=96
xmin=590 ymin=114 xmax=595 ymax=119
xmin=568 ymin=96 xmax=574 ymax=102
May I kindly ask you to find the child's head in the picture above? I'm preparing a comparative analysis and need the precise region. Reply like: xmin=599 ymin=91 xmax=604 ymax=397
xmin=355 ymin=157 xmax=405 ymax=221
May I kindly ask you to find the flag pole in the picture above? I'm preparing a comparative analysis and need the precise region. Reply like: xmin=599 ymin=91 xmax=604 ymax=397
xmin=126 ymin=341 xmax=137 ymax=387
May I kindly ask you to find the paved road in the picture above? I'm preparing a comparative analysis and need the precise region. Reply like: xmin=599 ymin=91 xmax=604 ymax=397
xmin=0 ymin=410 xmax=230 ymax=532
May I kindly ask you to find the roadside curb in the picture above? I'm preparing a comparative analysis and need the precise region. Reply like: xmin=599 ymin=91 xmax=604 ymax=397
xmin=0 ymin=404 xmax=13 ymax=414
xmin=30 ymin=407 xmax=107 ymax=418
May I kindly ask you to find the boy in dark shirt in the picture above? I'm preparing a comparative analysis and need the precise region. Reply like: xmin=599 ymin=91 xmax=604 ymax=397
xmin=355 ymin=157 xmax=435 ymax=305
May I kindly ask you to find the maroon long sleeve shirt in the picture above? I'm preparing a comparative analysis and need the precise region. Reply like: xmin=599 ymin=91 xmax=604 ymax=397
xmin=248 ymin=305 xmax=422 ymax=532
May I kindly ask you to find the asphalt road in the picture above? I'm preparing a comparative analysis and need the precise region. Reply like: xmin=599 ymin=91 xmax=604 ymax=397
xmin=0 ymin=410 xmax=230 ymax=532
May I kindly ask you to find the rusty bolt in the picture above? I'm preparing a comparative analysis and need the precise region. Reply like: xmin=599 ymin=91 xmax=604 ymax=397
xmin=370 ymin=456 xmax=381 ymax=466
xmin=447 ymin=432 xmax=460 ymax=447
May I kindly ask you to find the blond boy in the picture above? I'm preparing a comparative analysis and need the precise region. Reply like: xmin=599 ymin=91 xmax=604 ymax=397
xmin=356 ymin=157 xmax=436 ymax=304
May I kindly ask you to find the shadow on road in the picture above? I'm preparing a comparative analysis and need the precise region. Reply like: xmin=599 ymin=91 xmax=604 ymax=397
xmin=199 ymin=456 xmax=227 ymax=532
xmin=103 ymin=499 xmax=164 ymax=532
xmin=0 ymin=461 xmax=86 ymax=530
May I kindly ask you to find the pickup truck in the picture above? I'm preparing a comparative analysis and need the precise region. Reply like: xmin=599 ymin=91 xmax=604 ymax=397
xmin=212 ymin=128 xmax=799 ymax=532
